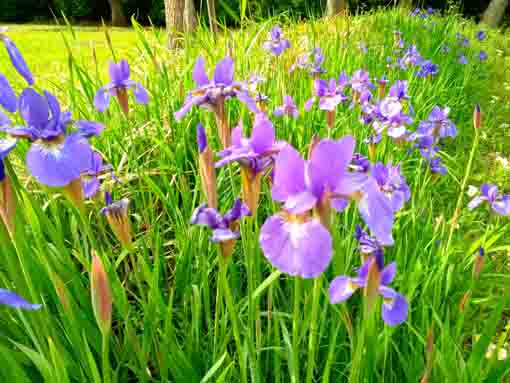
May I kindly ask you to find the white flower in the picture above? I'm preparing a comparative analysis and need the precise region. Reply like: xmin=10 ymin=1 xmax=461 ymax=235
xmin=467 ymin=185 xmax=479 ymax=197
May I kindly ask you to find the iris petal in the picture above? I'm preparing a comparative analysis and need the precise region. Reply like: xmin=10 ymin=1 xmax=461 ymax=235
xmin=260 ymin=215 xmax=332 ymax=278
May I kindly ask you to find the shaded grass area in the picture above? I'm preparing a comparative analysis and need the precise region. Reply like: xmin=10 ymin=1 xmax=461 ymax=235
xmin=0 ymin=8 xmax=510 ymax=383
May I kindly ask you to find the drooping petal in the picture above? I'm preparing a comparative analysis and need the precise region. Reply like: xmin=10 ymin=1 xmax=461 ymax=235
xmin=259 ymin=215 xmax=332 ymax=278
xmin=467 ymin=196 xmax=485 ymax=210
xmin=18 ymin=88 xmax=49 ymax=126
xmin=308 ymin=136 xmax=355 ymax=198
xmin=214 ymin=57 xmax=234 ymax=86
xmin=358 ymin=179 xmax=394 ymax=246
xmin=190 ymin=203 xmax=224 ymax=229
xmin=83 ymin=177 xmax=100 ymax=199
xmin=94 ymin=87 xmax=111 ymax=112
xmin=0 ymin=109 xmax=9 ymax=127
xmin=0 ymin=125 xmax=37 ymax=140
xmin=304 ymin=97 xmax=315 ymax=111
xmin=236 ymin=90 xmax=259 ymax=114
xmin=283 ymin=191 xmax=318 ymax=214
xmin=271 ymin=144 xmax=307 ymax=202
xmin=0 ymin=73 xmax=17 ymax=112
xmin=192 ymin=56 xmax=210 ymax=86
xmin=328 ymin=276 xmax=359 ymax=303
xmin=2 ymin=37 xmax=34 ymax=85
xmin=211 ymin=228 xmax=240 ymax=243
xmin=380 ymin=262 xmax=397 ymax=285
xmin=0 ymin=288 xmax=41 ymax=310
xmin=26 ymin=134 xmax=93 ymax=187
xmin=75 ymin=120 xmax=104 ymax=137
xmin=174 ymin=94 xmax=208 ymax=121
xmin=132 ymin=82 xmax=149 ymax=104
xmin=379 ymin=286 xmax=408 ymax=326
xmin=334 ymin=171 xmax=369 ymax=196
xmin=492 ymin=200 xmax=510 ymax=216
xmin=0 ymin=139 xmax=16 ymax=160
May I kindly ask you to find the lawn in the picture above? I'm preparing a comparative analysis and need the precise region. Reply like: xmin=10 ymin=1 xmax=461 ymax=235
xmin=1 ymin=7 xmax=510 ymax=383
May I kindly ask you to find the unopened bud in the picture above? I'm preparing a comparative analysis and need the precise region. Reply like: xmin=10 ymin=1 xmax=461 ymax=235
xmin=91 ymin=252 xmax=112 ymax=336
xmin=473 ymin=104 xmax=481 ymax=130
xmin=0 ymin=175 xmax=16 ymax=237
xmin=241 ymin=167 xmax=262 ymax=215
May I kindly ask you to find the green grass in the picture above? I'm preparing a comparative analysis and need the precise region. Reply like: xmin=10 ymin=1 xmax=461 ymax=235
xmin=1 ymin=7 xmax=510 ymax=383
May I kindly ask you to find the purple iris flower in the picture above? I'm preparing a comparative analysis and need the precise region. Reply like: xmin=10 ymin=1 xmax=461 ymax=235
xmin=441 ymin=45 xmax=450 ymax=54
xmin=479 ymin=50 xmax=488 ymax=61
xmin=216 ymin=113 xmax=285 ymax=174
xmin=354 ymin=225 xmax=383 ymax=255
xmin=350 ymin=70 xmax=374 ymax=93
xmin=468 ymin=184 xmax=510 ymax=215
xmin=260 ymin=138 xmax=359 ymax=277
xmin=82 ymin=151 xmax=114 ymax=199
xmin=461 ymin=37 xmax=470 ymax=47
xmin=175 ymin=56 xmax=257 ymax=121
xmin=370 ymin=162 xmax=410 ymax=212
xmin=476 ymin=31 xmax=487 ymax=41
xmin=416 ymin=106 xmax=457 ymax=139
xmin=372 ymin=98 xmax=413 ymax=139
xmin=429 ymin=156 xmax=447 ymax=175
xmin=262 ymin=26 xmax=291 ymax=56
xmin=305 ymin=77 xmax=348 ymax=111
xmin=364 ymin=133 xmax=382 ymax=145
xmin=458 ymin=55 xmax=468 ymax=65
xmin=329 ymin=258 xmax=408 ymax=326
xmin=402 ymin=45 xmax=423 ymax=67
xmin=388 ymin=80 xmax=409 ymax=100
xmin=94 ymin=59 xmax=149 ymax=113
xmin=0 ymin=74 xmax=17 ymax=113
xmin=0 ymin=139 xmax=16 ymax=182
xmin=309 ymin=48 xmax=326 ymax=75
xmin=1 ymin=89 xmax=103 ymax=187
xmin=190 ymin=198 xmax=251 ymax=242
xmin=0 ymin=27 xmax=34 ymax=85
xmin=351 ymin=153 xmax=371 ymax=173
xmin=417 ymin=60 xmax=439 ymax=78
xmin=274 ymin=95 xmax=299 ymax=119
xmin=0 ymin=288 xmax=41 ymax=310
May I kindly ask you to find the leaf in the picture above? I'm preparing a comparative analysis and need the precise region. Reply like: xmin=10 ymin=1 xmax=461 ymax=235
xmin=200 ymin=352 xmax=228 ymax=383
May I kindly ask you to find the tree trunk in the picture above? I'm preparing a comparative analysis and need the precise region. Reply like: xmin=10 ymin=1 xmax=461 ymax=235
xmin=184 ymin=0 xmax=197 ymax=33
xmin=165 ymin=0 xmax=185 ymax=49
xmin=109 ymin=0 xmax=127 ymax=26
xmin=206 ymin=0 xmax=218 ymax=34
xmin=326 ymin=0 xmax=347 ymax=16
xmin=482 ymin=0 xmax=509 ymax=27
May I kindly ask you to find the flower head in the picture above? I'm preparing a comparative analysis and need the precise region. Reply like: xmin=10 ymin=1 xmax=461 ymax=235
xmin=468 ymin=184 xmax=510 ymax=215
xmin=94 ymin=59 xmax=149 ymax=114
xmin=191 ymin=198 xmax=250 ymax=257
xmin=370 ymin=162 xmax=410 ymax=212
xmin=479 ymin=50 xmax=488 ymax=61
xmin=388 ymin=80 xmax=409 ymax=101
xmin=354 ymin=225 xmax=383 ymax=256
xmin=82 ymin=151 xmax=114 ymax=199
xmin=329 ymin=258 xmax=408 ymax=326
xmin=1 ymin=89 xmax=102 ymax=188
xmin=262 ymin=26 xmax=291 ymax=56
xmin=274 ymin=95 xmax=299 ymax=119
xmin=476 ymin=31 xmax=487 ymax=41
xmin=350 ymin=70 xmax=374 ymax=93
xmin=458 ymin=55 xmax=468 ymax=65
xmin=101 ymin=192 xmax=132 ymax=247
xmin=305 ymin=77 xmax=348 ymax=111
xmin=417 ymin=60 xmax=439 ymax=78
xmin=175 ymin=56 xmax=257 ymax=121
xmin=415 ymin=106 xmax=457 ymax=139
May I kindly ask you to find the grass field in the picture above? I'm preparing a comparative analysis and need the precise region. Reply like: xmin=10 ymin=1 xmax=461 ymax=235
xmin=1 ymin=8 xmax=510 ymax=383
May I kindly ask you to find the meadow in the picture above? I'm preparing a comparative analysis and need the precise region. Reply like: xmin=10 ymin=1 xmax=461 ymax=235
xmin=0 ymin=7 xmax=510 ymax=383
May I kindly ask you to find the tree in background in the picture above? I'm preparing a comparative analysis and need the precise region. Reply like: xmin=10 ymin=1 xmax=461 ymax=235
xmin=326 ymin=0 xmax=347 ymax=16
xmin=482 ymin=0 xmax=509 ymax=27
xmin=164 ymin=0 xmax=198 ymax=48
xmin=109 ymin=0 xmax=127 ymax=26
xmin=207 ymin=0 xmax=218 ymax=34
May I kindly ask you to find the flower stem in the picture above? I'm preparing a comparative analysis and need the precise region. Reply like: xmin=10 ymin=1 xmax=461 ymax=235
xmin=219 ymin=255 xmax=247 ymax=383
xmin=291 ymin=277 xmax=302 ymax=383
xmin=305 ymin=277 xmax=322 ymax=383
xmin=102 ymin=333 xmax=111 ymax=383
xmin=444 ymin=124 xmax=479 ymax=257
